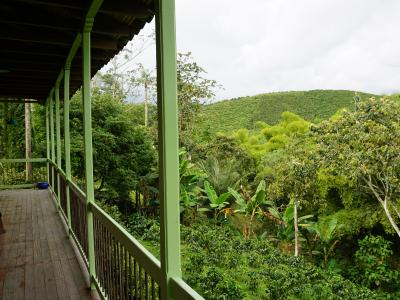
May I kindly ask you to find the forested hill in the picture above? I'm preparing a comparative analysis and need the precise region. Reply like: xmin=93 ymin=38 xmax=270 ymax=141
xmin=199 ymin=90 xmax=377 ymax=135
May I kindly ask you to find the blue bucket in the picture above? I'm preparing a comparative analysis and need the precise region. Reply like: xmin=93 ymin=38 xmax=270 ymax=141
xmin=37 ymin=182 xmax=49 ymax=189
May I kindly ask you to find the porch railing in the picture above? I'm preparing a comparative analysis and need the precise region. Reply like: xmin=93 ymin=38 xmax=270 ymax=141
xmin=0 ymin=158 xmax=202 ymax=298
xmin=47 ymin=160 xmax=203 ymax=300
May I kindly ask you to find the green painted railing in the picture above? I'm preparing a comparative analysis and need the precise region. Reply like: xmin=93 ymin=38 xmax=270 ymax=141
xmin=0 ymin=0 xmax=204 ymax=298
xmin=49 ymin=161 xmax=203 ymax=300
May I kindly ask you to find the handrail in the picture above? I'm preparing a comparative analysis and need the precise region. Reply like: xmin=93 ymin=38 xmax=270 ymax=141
xmin=0 ymin=158 xmax=47 ymax=163
xmin=68 ymin=180 xmax=87 ymax=200
xmin=49 ymin=160 xmax=86 ymax=198
xmin=91 ymin=201 xmax=162 ymax=284
xmin=171 ymin=277 xmax=204 ymax=300
xmin=49 ymin=164 xmax=204 ymax=299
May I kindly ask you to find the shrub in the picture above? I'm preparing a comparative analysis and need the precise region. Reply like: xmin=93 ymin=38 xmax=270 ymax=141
xmin=102 ymin=208 xmax=383 ymax=300
xmin=352 ymin=235 xmax=399 ymax=292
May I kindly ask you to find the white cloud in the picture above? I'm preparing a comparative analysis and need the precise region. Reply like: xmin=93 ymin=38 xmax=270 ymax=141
xmin=174 ymin=0 xmax=400 ymax=99
xmin=116 ymin=0 xmax=400 ymax=101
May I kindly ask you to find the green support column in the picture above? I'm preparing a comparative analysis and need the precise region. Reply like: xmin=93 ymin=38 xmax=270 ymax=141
xmin=49 ymin=90 xmax=55 ymax=189
xmin=55 ymin=84 xmax=61 ymax=205
xmin=46 ymin=99 xmax=50 ymax=183
xmin=83 ymin=18 xmax=96 ymax=289
xmin=155 ymin=0 xmax=182 ymax=298
xmin=64 ymin=66 xmax=72 ymax=233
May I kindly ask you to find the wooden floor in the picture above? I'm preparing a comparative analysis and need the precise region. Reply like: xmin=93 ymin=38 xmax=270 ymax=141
xmin=0 ymin=189 xmax=93 ymax=300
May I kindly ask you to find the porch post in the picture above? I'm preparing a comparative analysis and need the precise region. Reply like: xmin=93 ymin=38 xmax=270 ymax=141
xmin=55 ymin=83 xmax=61 ymax=206
xmin=46 ymin=99 xmax=50 ymax=183
xmin=49 ymin=90 xmax=55 ymax=189
xmin=83 ymin=18 xmax=96 ymax=289
xmin=155 ymin=0 xmax=182 ymax=298
xmin=64 ymin=66 xmax=72 ymax=233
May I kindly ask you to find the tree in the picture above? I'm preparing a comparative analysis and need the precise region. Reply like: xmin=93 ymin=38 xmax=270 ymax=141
xmin=25 ymin=103 xmax=32 ymax=181
xmin=232 ymin=111 xmax=310 ymax=161
xmin=95 ymin=69 xmax=126 ymax=100
xmin=93 ymin=30 xmax=155 ymax=102
xmin=312 ymin=98 xmax=400 ymax=238
xmin=0 ymin=103 xmax=25 ymax=158
xmin=69 ymin=91 xmax=157 ymax=212
xmin=177 ymin=52 xmax=220 ymax=147
xmin=267 ymin=141 xmax=321 ymax=255
xmin=198 ymin=156 xmax=241 ymax=195
xmin=195 ymin=135 xmax=256 ymax=186
xmin=130 ymin=63 xmax=156 ymax=127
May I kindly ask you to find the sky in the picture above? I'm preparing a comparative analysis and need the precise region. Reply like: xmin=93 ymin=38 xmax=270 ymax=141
xmin=111 ymin=0 xmax=400 ymax=101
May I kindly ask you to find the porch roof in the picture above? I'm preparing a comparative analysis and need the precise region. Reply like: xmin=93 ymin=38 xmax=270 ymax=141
xmin=0 ymin=0 xmax=154 ymax=104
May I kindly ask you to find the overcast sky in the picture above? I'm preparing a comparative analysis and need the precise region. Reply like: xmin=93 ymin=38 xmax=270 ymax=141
xmin=117 ymin=0 xmax=400 ymax=101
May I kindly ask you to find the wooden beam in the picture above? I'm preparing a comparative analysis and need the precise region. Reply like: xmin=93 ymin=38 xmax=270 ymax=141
xmin=0 ymin=29 xmax=117 ymax=50
xmin=100 ymin=1 xmax=154 ymax=17
xmin=0 ymin=82 xmax=52 ymax=88
xmin=0 ymin=96 xmax=45 ymax=101
xmin=0 ymin=99 xmax=39 ymax=104
xmin=12 ymin=0 xmax=154 ymax=17
xmin=0 ymin=12 xmax=133 ymax=37
xmin=0 ymin=9 xmax=79 ymax=32
xmin=0 ymin=41 xmax=71 ymax=57
xmin=1 ymin=56 xmax=64 ymax=66
xmin=0 ymin=48 xmax=112 ymax=62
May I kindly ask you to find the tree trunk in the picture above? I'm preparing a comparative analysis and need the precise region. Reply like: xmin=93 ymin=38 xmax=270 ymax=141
xmin=4 ymin=103 xmax=9 ymax=158
xmin=144 ymin=81 xmax=148 ymax=127
xmin=366 ymin=179 xmax=400 ymax=239
xmin=294 ymin=200 xmax=299 ymax=256
xmin=382 ymin=200 xmax=400 ymax=238
xmin=390 ymin=200 xmax=400 ymax=220
xmin=25 ymin=103 xmax=32 ymax=181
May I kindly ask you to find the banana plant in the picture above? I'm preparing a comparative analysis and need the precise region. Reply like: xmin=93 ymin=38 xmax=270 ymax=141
xmin=308 ymin=217 xmax=339 ymax=266
xmin=229 ymin=180 xmax=273 ymax=238
xmin=179 ymin=149 xmax=205 ymax=214
xmin=201 ymin=180 xmax=231 ymax=219
xmin=281 ymin=201 xmax=314 ymax=238
xmin=265 ymin=199 xmax=314 ymax=256
xmin=180 ymin=185 xmax=199 ymax=212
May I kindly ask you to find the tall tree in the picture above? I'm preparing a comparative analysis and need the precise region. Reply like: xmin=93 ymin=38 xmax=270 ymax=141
xmin=25 ymin=103 xmax=32 ymax=181
xmin=176 ymin=52 xmax=220 ymax=147
xmin=131 ymin=64 xmax=156 ymax=127
xmin=69 ymin=91 xmax=157 ymax=212
xmin=312 ymin=98 xmax=400 ymax=238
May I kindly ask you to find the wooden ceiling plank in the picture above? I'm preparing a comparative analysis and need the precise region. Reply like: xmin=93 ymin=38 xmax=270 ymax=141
xmin=12 ymin=0 xmax=153 ymax=17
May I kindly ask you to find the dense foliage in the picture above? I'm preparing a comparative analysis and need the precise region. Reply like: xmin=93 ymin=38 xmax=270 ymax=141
xmin=68 ymin=91 xmax=157 ymax=212
xmin=0 ymin=103 xmax=47 ymax=185
xmin=97 ymin=94 xmax=400 ymax=300
xmin=2 ymin=47 xmax=399 ymax=299
xmin=99 ymin=205 xmax=386 ymax=300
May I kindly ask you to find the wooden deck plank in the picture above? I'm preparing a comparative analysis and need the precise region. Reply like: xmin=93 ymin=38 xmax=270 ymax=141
xmin=0 ymin=189 xmax=93 ymax=300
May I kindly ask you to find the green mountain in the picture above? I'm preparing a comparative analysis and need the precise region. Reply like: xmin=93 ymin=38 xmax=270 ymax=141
xmin=199 ymin=90 xmax=378 ymax=135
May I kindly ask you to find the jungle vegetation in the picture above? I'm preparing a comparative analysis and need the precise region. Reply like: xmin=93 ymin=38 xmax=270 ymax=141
xmin=1 ymin=53 xmax=399 ymax=299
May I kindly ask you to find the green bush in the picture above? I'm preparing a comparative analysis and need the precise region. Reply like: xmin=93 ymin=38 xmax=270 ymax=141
xmin=111 ymin=211 xmax=381 ymax=300
xmin=351 ymin=235 xmax=399 ymax=292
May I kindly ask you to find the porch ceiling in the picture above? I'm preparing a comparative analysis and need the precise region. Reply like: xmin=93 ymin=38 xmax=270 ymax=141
xmin=0 ymin=0 xmax=154 ymax=104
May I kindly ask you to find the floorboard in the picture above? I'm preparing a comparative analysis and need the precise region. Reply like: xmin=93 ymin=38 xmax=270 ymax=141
xmin=0 ymin=189 xmax=92 ymax=300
